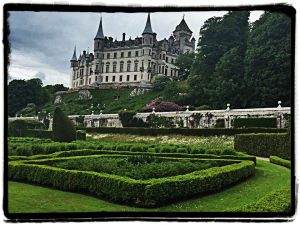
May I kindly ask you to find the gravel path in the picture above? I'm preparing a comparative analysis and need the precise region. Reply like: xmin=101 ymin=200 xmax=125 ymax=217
xmin=256 ymin=156 xmax=269 ymax=161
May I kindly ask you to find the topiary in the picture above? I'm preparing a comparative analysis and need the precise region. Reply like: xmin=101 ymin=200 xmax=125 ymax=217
xmin=52 ymin=107 xmax=76 ymax=142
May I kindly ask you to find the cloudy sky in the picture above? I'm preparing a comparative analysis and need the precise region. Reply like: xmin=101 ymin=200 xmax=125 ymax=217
xmin=7 ymin=10 xmax=263 ymax=87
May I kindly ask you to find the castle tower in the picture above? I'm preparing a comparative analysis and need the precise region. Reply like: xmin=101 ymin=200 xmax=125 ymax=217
xmin=70 ymin=45 xmax=77 ymax=67
xmin=173 ymin=15 xmax=193 ymax=53
xmin=94 ymin=15 xmax=105 ymax=57
xmin=141 ymin=13 xmax=155 ymax=82
xmin=70 ymin=46 xmax=77 ymax=87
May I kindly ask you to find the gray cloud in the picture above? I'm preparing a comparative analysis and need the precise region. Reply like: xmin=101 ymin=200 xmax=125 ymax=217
xmin=7 ymin=10 xmax=264 ymax=87
xmin=34 ymin=71 xmax=46 ymax=82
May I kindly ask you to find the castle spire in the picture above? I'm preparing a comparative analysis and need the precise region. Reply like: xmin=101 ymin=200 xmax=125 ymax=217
xmin=71 ymin=45 xmax=77 ymax=61
xmin=142 ymin=13 xmax=154 ymax=34
xmin=94 ymin=15 xmax=104 ymax=39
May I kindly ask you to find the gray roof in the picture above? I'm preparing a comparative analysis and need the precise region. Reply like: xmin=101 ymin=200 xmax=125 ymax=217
xmin=71 ymin=46 xmax=77 ymax=61
xmin=174 ymin=18 xmax=192 ymax=33
xmin=142 ymin=13 xmax=154 ymax=34
xmin=94 ymin=16 xmax=104 ymax=39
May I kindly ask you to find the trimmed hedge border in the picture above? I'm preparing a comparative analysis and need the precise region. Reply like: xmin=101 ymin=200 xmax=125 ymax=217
xmin=230 ymin=188 xmax=291 ymax=213
xmin=8 ymin=157 xmax=255 ymax=207
xmin=270 ymin=156 xmax=291 ymax=169
xmin=8 ymin=149 xmax=256 ymax=164
xmin=234 ymin=133 xmax=290 ymax=160
xmin=84 ymin=127 xmax=287 ymax=136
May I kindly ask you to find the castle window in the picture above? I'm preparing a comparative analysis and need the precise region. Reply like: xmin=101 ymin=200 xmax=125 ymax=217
xmin=95 ymin=76 xmax=98 ymax=81
xmin=166 ymin=57 xmax=169 ymax=63
xmin=134 ymin=62 xmax=138 ymax=72
xmin=96 ymin=64 xmax=99 ymax=72
xmin=148 ymin=60 xmax=151 ymax=68
xmin=119 ymin=75 xmax=123 ymax=82
xmin=159 ymin=66 xmax=161 ymax=74
xmin=121 ymin=52 xmax=124 ymax=58
xmin=149 ymin=49 xmax=151 ymax=55
xmin=80 ymin=68 xmax=84 ymax=76
xmin=150 ymin=38 xmax=152 ymax=44
xmin=135 ymin=51 xmax=139 ymax=57
xmin=114 ymin=52 xmax=117 ymax=59
xmin=90 ymin=68 xmax=93 ymax=75
xmin=96 ymin=53 xmax=99 ymax=59
xmin=89 ymin=78 xmax=91 ymax=84
xmin=128 ymin=51 xmax=131 ymax=57
xmin=171 ymin=69 xmax=173 ymax=76
xmin=142 ymin=50 xmax=144 ymax=55
xmin=113 ymin=64 xmax=117 ymax=73
xmin=127 ymin=61 xmax=131 ymax=72
xmin=107 ymin=53 xmax=110 ymax=59
xmin=127 ymin=75 xmax=130 ymax=81
xmin=134 ymin=74 xmax=137 ymax=81
xmin=160 ymin=54 xmax=162 ymax=59
xmin=142 ymin=38 xmax=144 ymax=44
xmin=162 ymin=66 xmax=165 ymax=74
xmin=163 ymin=54 xmax=166 ymax=60
xmin=165 ymin=68 xmax=168 ymax=75
xmin=112 ymin=76 xmax=116 ymax=82
xmin=106 ymin=64 xmax=110 ymax=73
xmin=105 ymin=76 xmax=108 ymax=82
xmin=171 ymin=58 xmax=174 ymax=63
xmin=97 ymin=42 xmax=100 ymax=48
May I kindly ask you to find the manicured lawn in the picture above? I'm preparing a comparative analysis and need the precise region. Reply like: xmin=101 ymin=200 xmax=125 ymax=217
xmin=8 ymin=160 xmax=290 ymax=213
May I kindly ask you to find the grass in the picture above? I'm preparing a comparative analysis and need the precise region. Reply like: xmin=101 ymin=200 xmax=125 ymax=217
xmin=40 ymin=88 xmax=164 ymax=115
xmin=8 ymin=160 xmax=291 ymax=213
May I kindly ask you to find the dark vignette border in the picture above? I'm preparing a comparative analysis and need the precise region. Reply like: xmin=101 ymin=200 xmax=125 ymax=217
xmin=2 ymin=3 xmax=296 ymax=222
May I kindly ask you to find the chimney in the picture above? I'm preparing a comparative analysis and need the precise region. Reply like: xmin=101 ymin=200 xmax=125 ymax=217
xmin=122 ymin=33 xmax=126 ymax=41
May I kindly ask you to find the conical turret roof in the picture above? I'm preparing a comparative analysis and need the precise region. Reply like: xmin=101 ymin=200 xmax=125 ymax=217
xmin=174 ymin=17 xmax=192 ymax=33
xmin=94 ymin=15 xmax=104 ymax=39
xmin=70 ymin=46 xmax=77 ymax=61
xmin=142 ymin=13 xmax=154 ymax=35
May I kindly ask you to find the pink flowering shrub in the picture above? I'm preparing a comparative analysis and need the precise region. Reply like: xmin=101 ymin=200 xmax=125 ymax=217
xmin=144 ymin=97 xmax=185 ymax=112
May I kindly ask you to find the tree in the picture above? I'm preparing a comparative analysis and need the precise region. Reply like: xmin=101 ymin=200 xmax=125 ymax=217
xmin=244 ymin=11 xmax=291 ymax=107
xmin=152 ymin=76 xmax=171 ymax=91
xmin=52 ymin=107 xmax=76 ymax=142
xmin=174 ymin=52 xmax=195 ymax=80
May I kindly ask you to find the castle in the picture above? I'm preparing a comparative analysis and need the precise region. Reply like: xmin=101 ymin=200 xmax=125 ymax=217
xmin=70 ymin=13 xmax=195 ymax=88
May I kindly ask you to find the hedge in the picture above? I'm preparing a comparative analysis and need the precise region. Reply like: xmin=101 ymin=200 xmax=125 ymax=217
xmin=8 ymin=158 xmax=255 ymax=207
xmin=234 ymin=133 xmax=291 ymax=160
xmin=233 ymin=117 xmax=277 ymax=128
xmin=8 ymin=129 xmax=86 ymax=141
xmin=230 ymin=188 xmax=291 ymax=213
xmin=84 ymin=127 xmax=287 ymax=136
xmin=270 ymin=156 xmax=291 ymax=169
xmin=8 ymin=149 xmax=256 ymax=164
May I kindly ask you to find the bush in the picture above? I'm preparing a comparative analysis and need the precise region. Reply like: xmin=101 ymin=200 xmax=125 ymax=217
xmin=118 ymin=111 xmax=148 ymax=127
xmin=8 ymin=158 xmax=254 ymax=207
xmin=234 ymin=117 xmax=277 ymax=128
xmin=8 ymin=119 xmax=45 ymax=136
xmin=76 ymin=130 xmax=86 ymax=141
xmin=234 ymin=133 xmax=291 ymax=159
xmin=85 ymin=127 xmax=287 ymax=136
xmin=231 ymin=188 xmax=291 ymax=213
xmin=52 ymin=107 xmax=76 ymax=142
xmin=270 ymin=156 xmax=291 ymax=169
xmin=215 ymin=119 xmax=225 ymax=128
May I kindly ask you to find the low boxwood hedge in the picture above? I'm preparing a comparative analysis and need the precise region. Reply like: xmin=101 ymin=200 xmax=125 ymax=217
xmin=230 ymin=188 xmax=291 ymax=213
xmin=8 ymin=149 xmax=256 ymax=164
xmin=270 ymin=156 xmax=291 ymax=169
xmin=84 ymin=127 xmax=286 ymax=136
xmin=8 ymin=157 xmax=255 ymax=207
xmin=234 ymin=133 xmax=291 ymax=160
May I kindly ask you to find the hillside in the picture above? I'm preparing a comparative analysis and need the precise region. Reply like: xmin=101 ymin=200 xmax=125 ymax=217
xmin=41 ymin=88 xmax=164 ymax=115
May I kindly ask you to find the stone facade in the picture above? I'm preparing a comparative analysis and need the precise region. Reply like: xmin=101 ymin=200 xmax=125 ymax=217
xmin=70 ymin=14 xmax=195 ymax=88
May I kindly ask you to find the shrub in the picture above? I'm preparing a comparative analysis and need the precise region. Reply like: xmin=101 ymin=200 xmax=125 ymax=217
xmin=270 ymin=156 xmax=291 ymax=169
xmin=76 ymin=130 xmax=86 ymax=141
xmin=84 ymin=127 xmax=287 ymax=136
xmin=8 ymin=158 xmax=254 ymax=207
xmin=52 ymin=107 xmax=76 ymax=142
xmin=233 ymin=117 xmax=277 ymax=128
xmin=215 ymin=119 xmax=225 ymax=128
xmin=118 ymin=111 xmax=148 ymax=127
xmin=8 ymin=119 xmax=45 ymax=136
xmin=234 ymin=133 xmax=291 ymax=159
xmin=230 ymin=188 xmax=291 ymax=213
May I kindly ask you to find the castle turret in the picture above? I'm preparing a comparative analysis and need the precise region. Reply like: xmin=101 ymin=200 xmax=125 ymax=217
xmin=70 ymin=46 xmax=77 ymax=68
xmin=94 ymin=15 xmax=105 ymax=57
xmin=173 ymin=16 xmax=194 ymax=53
xmin=141 ymin=13 xmax=155 ymax=82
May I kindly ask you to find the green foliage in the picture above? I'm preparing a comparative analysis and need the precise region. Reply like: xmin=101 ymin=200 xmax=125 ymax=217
xmin=146 ymin=114 xmax=175 ymax=128
xmin=118 ymin=111 xmax=148 ymax=127
xmin=76 ymin=130 xmax=86 ymax=141
xmin=196 ymin=105 xmax=210 ymax=110
xmin=8 ymin=119 xmax=45 ymax=137
xmin=52 ymin=107 xmax=76 ymax=142
xmin=152 ymin=76 xmax=172 ymax=91
xmin=234 ymin=133 xmax=291 ymax=159
xmin=233 ymin=117 xmax=277 ymax=128
xmin=174 ymin=52 xmax=195 ymax=80
xmin=269 ymin=155 xmax=291 ymax=169
xmin=85 ymin=127 xmax=287 ymax=136
xmin=215 ymin=119 xmax=225 ymax=128
xmin=244 ymin=11 xmax=292 ymax=107
xmin=231 ymin=188 xmax=291 ymax=213
xmin=8 ymin=157 xmax=254 ymax=207
xmin=8 ymin=78 xmax=50 ymax=116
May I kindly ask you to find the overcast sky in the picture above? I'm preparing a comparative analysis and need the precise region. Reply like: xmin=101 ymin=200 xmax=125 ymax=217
xmin=7 ymin=10 xmax=264 ymax=87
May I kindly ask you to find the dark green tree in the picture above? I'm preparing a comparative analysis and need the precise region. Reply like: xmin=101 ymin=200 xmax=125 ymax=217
xmin=152 ymin=76 xmax=171 ymax=91
xmin=174 ymin=52 xmax=195 ymax=80
xmin=52 ymin=107 xmax=76 ymax=142
xmin=244 ymin=11 xmax=291 ymax=107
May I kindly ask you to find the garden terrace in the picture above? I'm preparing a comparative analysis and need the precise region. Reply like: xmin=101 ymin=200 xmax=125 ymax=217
xmin=8 ymin=152 xmax=255 ymax=207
